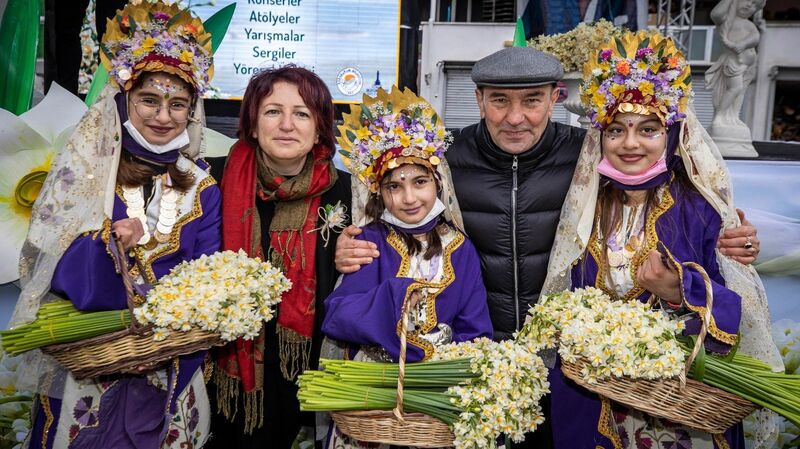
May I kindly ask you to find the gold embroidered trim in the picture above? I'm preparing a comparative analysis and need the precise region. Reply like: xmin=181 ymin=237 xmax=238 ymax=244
xmin=40 ymin=394 xmax=53 ymax=449
xmin=589 ymin=184 xmax=675 ymax=302
xmin=713 ymin=433 xmax=731 ymax=449
xmin=597 ymin=396 xmax=623 ymax=449
xmin=140 ymin=176 xmax=215 ymax=282
xmin=387 ymin=229 xmax=412 ymax=277
xmin=164 ymin=359 xmax=181 ymax=415
xmin=120 ymin=175 xmax=215 ymax=283
xmin=390 ymin=225 xmax=465 ymax=361
xmin=664 ymin=250 xmax=738 ymax=345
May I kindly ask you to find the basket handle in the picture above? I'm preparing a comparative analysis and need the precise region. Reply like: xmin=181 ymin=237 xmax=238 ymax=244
xmin=680 ymin=261 xmax=714 ymax=390
xmin=110 ymin=236 xmax=149 ymax=334
xmin=392 ymin=288 xmax=415 ymax=423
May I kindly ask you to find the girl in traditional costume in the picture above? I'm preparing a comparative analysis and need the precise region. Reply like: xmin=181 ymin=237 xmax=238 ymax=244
xmin=541 ymin=30 xmax=783 ymax=449
xmin=11 ymin=2 xmax=221 ymax=448
xmin=207 ymin=66 xmax=351 ymax=449
xmin=320 ymin=87 xmax=493 ymax=448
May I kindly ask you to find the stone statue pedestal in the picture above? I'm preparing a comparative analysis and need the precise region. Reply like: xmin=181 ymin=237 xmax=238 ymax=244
xmin=561 ymin=72 xmax=591 ymax=129
xmin=709 ymin=122 xmax=759 ymax=158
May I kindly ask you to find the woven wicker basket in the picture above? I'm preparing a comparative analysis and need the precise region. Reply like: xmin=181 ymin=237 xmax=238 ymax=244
xmin=42 ymin=239 xmax=223 ymax=380
xmin=331 ymin=295 xmax=455 ymax=447
xmin=562 ymin=261 xmax=759 ymax=434
xmin=561 ymin=358 xmax=758 ymax=434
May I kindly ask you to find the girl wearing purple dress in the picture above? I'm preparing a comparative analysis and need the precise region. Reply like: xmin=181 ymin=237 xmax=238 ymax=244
xmin=320 ymin=87 xmax=493 ymax=448
xmin=540 ymin=30 xmax=783 ymax=449
xmin=11 ymin=2 xmax=222 ymax=448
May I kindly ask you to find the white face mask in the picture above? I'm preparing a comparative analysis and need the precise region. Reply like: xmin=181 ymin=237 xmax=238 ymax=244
xmin=123 ymin=120 xmax=191 ymax=154
xmin=381 ymin=198 xmax=446 ymax=229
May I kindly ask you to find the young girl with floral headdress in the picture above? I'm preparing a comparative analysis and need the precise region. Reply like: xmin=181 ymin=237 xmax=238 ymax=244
xmin=541 ymin=30 xmax=783 ymax=449
xmin=321 ymin=87 xmax=493 ymax=448
xmin=12 ymin=2 xmax=222 ymax=448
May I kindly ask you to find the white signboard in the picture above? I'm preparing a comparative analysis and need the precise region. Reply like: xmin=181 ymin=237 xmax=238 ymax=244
xmin=191 ymin=0 xmax=401 ymax=103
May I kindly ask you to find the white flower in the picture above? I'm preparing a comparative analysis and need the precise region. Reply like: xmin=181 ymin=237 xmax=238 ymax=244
xmin=139 ymin=250 xmax=291 ymax=342
xmin=517 ymin=287 xmax=685 ymax=384
xmin=0 ymin=84 xmax=87 ymax=282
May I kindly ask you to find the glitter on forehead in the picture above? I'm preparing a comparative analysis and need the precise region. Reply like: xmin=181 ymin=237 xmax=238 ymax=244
xmin=142 ymin=75 xmax=188 ymax=98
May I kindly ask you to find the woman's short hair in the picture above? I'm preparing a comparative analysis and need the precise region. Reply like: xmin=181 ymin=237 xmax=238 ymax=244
xmin=238 ymin=65 xmax=335 ymax=156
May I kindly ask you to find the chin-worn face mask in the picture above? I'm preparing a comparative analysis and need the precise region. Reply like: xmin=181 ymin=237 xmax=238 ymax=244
xmin=123 ymin=120 xmax=190 ymax=155
xmin=596 ymin=149 xmax=668 ymax=186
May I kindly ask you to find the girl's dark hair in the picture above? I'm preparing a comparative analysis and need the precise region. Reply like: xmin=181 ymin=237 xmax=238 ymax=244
xmin=117 ymin=151 xmax=194 ymax=191
xmin=365 ymin=165 xmax=443 ymax=260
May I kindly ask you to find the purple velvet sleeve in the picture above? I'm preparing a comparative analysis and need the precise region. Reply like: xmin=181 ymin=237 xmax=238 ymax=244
xmin=677 ymin=203 xmax=741 ymax=352
xmin=322 ymin=264 xmax=420 ymax=361
xmin=50 ymin=232 xmax=128 ymax=311
xmin=192 ymin=185 xmax=222 ymax=258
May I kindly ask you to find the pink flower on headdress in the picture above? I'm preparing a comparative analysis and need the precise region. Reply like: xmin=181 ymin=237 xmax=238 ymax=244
xmin=636 ymin=47 xmax=653 ymax=58
xmin=615 ymin=61 xmax=630 ymax=76
xmin=600 ymin=49 xmax=613 ymax=61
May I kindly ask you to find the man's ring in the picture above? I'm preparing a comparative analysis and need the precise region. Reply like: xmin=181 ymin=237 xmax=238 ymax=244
xmin=743 ymin=235 xmax=753 ymax=250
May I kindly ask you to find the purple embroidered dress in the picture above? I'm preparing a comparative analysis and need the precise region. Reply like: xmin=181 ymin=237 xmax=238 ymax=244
xmin=323 ymin=221 xmax=493 ymax=363
xmin=549 ymin=181 xmax=744 ymax=449
xmin=28 ymin=158 xmax=221 ymax=449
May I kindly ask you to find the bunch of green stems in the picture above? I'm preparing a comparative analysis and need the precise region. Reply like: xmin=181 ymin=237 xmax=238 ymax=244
xmin=298 ymin=358 xmax=477 ymax=425
xmin=0 ymin=301 xmax=131 ymax=355
xmin=679 ymin=338 xmax=800 ymax=428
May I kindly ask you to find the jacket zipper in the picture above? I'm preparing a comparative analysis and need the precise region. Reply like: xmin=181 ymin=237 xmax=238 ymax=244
xmin=511 ymin=156 xmax=520 ymax=331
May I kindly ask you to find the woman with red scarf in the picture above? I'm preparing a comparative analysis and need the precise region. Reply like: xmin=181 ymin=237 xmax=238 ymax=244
xmin=206 ymin=66 xmax=351 ymax=448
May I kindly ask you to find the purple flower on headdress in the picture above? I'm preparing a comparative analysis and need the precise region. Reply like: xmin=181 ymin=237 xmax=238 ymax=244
xmin=153 ymin=12 xmax=171 ymax=23
xmin=636 ymin=47 xmax=653 ymax=58
xmin=600 ymin=49 xmax=613 ymax=61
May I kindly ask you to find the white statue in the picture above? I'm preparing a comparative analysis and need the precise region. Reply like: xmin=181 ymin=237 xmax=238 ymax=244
xmin=705 ymin=0 xmax=767 ymax=157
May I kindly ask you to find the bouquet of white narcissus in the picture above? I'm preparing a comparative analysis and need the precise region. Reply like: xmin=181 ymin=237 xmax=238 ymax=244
xmin=134 ymin=250 xmax=291 ymax=342
xmin=432 ymin=338 xmax=550 ymax=448
xmin=299 ymin=337 xmax=549 ymax=449
xmin=517 ymin=287 xmax=686 ymax=384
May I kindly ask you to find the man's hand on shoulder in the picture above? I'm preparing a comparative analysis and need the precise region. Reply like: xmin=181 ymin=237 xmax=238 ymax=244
xmin=335 ymin=225 xmax=380 ymax=273
xmin=717 ymin=209 xmax=760 ymax=265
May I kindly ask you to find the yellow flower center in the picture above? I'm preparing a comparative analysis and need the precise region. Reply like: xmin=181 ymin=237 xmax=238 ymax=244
xmin=14 ymin=170 xmax=48 ymax=208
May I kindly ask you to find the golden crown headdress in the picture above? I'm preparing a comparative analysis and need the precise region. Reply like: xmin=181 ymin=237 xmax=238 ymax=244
xmin=580 ymin=30 xmax=692 ymax=129
xmin=338 ymin=87 xmax=452 ymax=192
xmin=100 ymin=1 xmax=214 ymax=93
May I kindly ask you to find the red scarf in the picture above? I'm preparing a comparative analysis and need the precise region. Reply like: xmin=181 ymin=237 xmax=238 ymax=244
xmin=215 ymin=139 xmax=336 ymax=432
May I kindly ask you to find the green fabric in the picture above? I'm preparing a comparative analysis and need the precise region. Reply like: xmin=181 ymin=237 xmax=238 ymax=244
xmin=84 ymin=2 xmax=237 ymax=106
xmin=513 ymin=17 xmax=526 ymax=48
xmin=204 ymin=2 xmax=236 ymax=53
xmin=0 ymin=0 xmax=41 ymax=114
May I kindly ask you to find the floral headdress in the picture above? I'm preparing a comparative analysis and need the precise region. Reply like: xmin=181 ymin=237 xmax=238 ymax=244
xmin=580 ymin=30 xmax=692 ymax=130
xmin=338 ymin=87 xmax=453 ymax=193
xmin=100 ymin=0 xmax=214 ymax=94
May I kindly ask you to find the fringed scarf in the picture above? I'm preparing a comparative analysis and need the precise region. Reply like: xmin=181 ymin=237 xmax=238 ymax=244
xmin=215 ymin=139 xmax=337 ymax=433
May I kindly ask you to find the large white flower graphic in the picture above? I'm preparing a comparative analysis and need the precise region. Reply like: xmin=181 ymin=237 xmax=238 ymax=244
xmin=0 ymin=84 xmax=87 ymax=283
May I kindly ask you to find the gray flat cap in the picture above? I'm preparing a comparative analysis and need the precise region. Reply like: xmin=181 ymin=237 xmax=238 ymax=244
xmin=471 ymin=46 xmax=564 ymax=87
